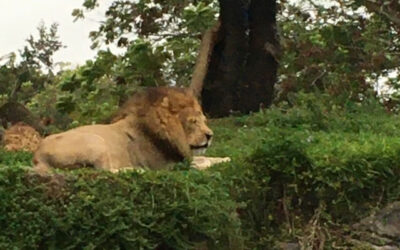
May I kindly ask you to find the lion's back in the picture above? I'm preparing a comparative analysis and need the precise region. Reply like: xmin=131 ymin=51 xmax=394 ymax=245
xmin=35 ymin=129 xmax=109 ymax=168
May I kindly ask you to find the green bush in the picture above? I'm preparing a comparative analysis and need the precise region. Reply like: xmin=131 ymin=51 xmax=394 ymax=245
xmin=3 ymin=93 xmax=400 ymax=248
xmin=247 ymin=130 xmax=400 ymax=217
xmin=207 ymin=93 xmax=400 ymax=247
xmin=0 ymin=150 xmax=32 ymax=166
xmin=0 ymin=166 xmax=241 ymax=249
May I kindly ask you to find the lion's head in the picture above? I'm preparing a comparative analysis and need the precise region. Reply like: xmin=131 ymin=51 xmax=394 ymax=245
xmin=113 ymin=87 xmax=213 ymax=162
xmin=178 ymin=98 xmax=213 ymax=156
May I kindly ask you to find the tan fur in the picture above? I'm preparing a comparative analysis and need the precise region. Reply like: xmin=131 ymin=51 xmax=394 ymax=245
xmin=3 ymin=122 xmax=41 ymax=152
xmin=33 ymin=87 xmax=214 ymax=174
xmin=191 ymin=156 xmax=231 ymax=170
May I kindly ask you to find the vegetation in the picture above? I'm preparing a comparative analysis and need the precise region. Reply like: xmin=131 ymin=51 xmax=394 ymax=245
xmin=0 ymin=165 xmax=241 ymax=249
xmin=2 ymin=1 xmax=400 ymax=124
xmin=2 ymin=94 xmax=400 ymax=248
xmin=278 ymin=0 xmax=400 ymax=106
xmin=2 ymin=0 xmax=400 ymax=248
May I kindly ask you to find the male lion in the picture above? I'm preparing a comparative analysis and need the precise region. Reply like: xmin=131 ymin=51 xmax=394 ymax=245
xmin=33 ymin=87 xmax=229 ymax=174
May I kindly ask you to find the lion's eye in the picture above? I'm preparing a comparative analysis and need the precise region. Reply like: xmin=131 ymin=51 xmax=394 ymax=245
xmin=189 ymin=118 xmax=197 ymax=124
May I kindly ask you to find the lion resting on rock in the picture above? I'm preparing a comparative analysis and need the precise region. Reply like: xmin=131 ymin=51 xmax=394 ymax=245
xmin=33 ymin=87 xmax=229 ymax=174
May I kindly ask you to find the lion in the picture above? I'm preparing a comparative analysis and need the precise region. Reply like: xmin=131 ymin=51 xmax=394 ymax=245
xmin=2 ymin=122 xmax=41 ymax=152
xmin=33 ymin=87 xmax=229 ymax=174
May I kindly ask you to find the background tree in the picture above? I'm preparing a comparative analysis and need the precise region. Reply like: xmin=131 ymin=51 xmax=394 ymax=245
xmin=3 ymin=0 xmax=400 ymax=130
xmin=20 ymin=22 xmax=64 ymax=73
xmin=73 ymin=0 xmax=279 ymax=117
xmin=196 ymin=0 xmax=280 ymax=116
xmin=74 ymin=0 xmax=218 ymax=86
xmin=0 ymin=22 xmax=64 ymax=132
xmin=0 ymin=22 xmax=64 ymax=103
xmin=276 ymin=0 xmax=400 ymax=111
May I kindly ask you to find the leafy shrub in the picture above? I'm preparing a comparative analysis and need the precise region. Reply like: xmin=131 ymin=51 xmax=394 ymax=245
xmin=3 ymin=93 xmax=400 ymax=248
xmin=0 ymin=150 xmax=32 ymax=166
xmin=0 ymin=167 xmax=241 ymax=249
xmin=207 ymin=93 xmax=400 ymax=247
xmin=248 ymin=130 xmax=400 ymax=218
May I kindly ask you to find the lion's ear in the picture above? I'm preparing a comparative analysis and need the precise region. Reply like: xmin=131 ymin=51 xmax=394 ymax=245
xmin=186 ymin=87 xmax=195 ymax=96
xmin=184 ymin=88 xmax=198 ymax=100
xmin=141 ymin=101 xmax=192 ymax=159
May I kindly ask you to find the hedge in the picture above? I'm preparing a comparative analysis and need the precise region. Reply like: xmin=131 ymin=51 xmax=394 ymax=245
xmin=0 ymin=161 xmax=242 ymax=249
xmin=2 ymin=93 xmax=400 ymax=248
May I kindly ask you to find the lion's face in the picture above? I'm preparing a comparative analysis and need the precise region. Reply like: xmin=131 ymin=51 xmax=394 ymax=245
xmin=179 ymin=102 xmax=213 ymax=156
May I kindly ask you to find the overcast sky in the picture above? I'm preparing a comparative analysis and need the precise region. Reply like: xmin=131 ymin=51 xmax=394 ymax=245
xmin=0 ymin=0 xmax=115 ymax=65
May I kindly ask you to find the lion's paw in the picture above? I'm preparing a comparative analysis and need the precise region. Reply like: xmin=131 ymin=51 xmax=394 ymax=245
xmin=191 ymin=156 xmax=231 ymax=170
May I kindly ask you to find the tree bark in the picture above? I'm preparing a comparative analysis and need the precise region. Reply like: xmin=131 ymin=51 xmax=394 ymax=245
xmin=197 ymin=0 xmax=279 ymax=117
xmin=237 ymin=0 xmax=279 ymax=112
xmin=201 ymin=0 xmax=247 ymax=117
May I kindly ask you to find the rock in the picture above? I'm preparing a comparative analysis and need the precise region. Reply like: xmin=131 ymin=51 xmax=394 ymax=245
xmin=277 ymin=242 xmax=300 ymax=250
xmin=352 ymin=202 xmax=400 ymax=249
xmin=2 ymin=122 xmax=42 ymax=152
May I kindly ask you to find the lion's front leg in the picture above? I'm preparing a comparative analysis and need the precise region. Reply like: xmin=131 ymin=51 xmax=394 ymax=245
xmin=31 ymin=161 xmax=52 ymax=176
xmin=191 ymin=156 xmax=231 ymax=170
xmin=109 ymin=166 xmax=138 ymax=173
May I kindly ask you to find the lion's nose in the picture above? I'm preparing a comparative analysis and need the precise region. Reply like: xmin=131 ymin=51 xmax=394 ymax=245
xmin=205 ymin=132 xmax=213 ymax=141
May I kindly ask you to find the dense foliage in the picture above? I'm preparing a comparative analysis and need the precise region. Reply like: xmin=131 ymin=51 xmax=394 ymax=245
xmin=0 ymin=23 xmax=63 ymax=105
xmin=1 ymin=1 xmax=400 ymax=126
xmin=70 ymin=0 xmax=400 ymax=106
xmin=0 ymin=158 xmax=241 ymax=249
xmin=277 ymin=0 xmax=400 ymax=104
xmin=2 ymin=94 xmax=400 ymax=248
xmin=209 ymin=93 xmax=400 ymax=248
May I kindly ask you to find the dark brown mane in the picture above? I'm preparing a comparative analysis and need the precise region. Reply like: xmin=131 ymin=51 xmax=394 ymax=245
xmin=110 ymin=87 xmax=195 ymax=123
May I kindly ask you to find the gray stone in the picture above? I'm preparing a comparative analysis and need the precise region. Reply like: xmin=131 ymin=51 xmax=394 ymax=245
xmin=277 ymin=242 xmax=300 ymax=250
xmin=352 ymin=202 xmax=400 ymax=249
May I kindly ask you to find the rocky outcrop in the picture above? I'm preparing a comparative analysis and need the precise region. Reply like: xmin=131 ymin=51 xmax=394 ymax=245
xmin=351 ymin=202 xmax=400 ymax=249
xmin=2 ymin=122 xmax=41 ymax=152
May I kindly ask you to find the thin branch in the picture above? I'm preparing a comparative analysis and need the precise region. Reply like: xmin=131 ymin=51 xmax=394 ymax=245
xmin=311 ymin=70 xmax=326 ymax=87
xmin=365 ymin=0 xmax=400 ymax=27
xmin=147 ymin=32 xmax=195 ymax=41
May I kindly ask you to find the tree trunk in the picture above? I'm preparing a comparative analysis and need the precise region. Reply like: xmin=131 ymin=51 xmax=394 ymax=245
xmin=201 ymin=0 xmax=247 ymax=117
xmin=194 ymin=0 xmax=279 ymax=117
xmin=237 ymin=0 xmax=279 ymax=112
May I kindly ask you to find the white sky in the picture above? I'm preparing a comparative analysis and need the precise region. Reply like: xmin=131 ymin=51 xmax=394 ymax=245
xmin=0 ymin=0 xmax=116 ymax=66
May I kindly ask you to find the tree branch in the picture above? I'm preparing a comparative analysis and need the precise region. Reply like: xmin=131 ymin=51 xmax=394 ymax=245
xmin=365 ymin=0 xmax=400 ymax=27
xmin=189 ymin=21 xmax=220 ymax=98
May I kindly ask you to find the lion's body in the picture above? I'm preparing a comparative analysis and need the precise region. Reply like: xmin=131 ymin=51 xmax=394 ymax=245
xmin=33 ymin=87 xmax=216 ymax=174
xmin=34 ymin=120 xmax=130 ymax=173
